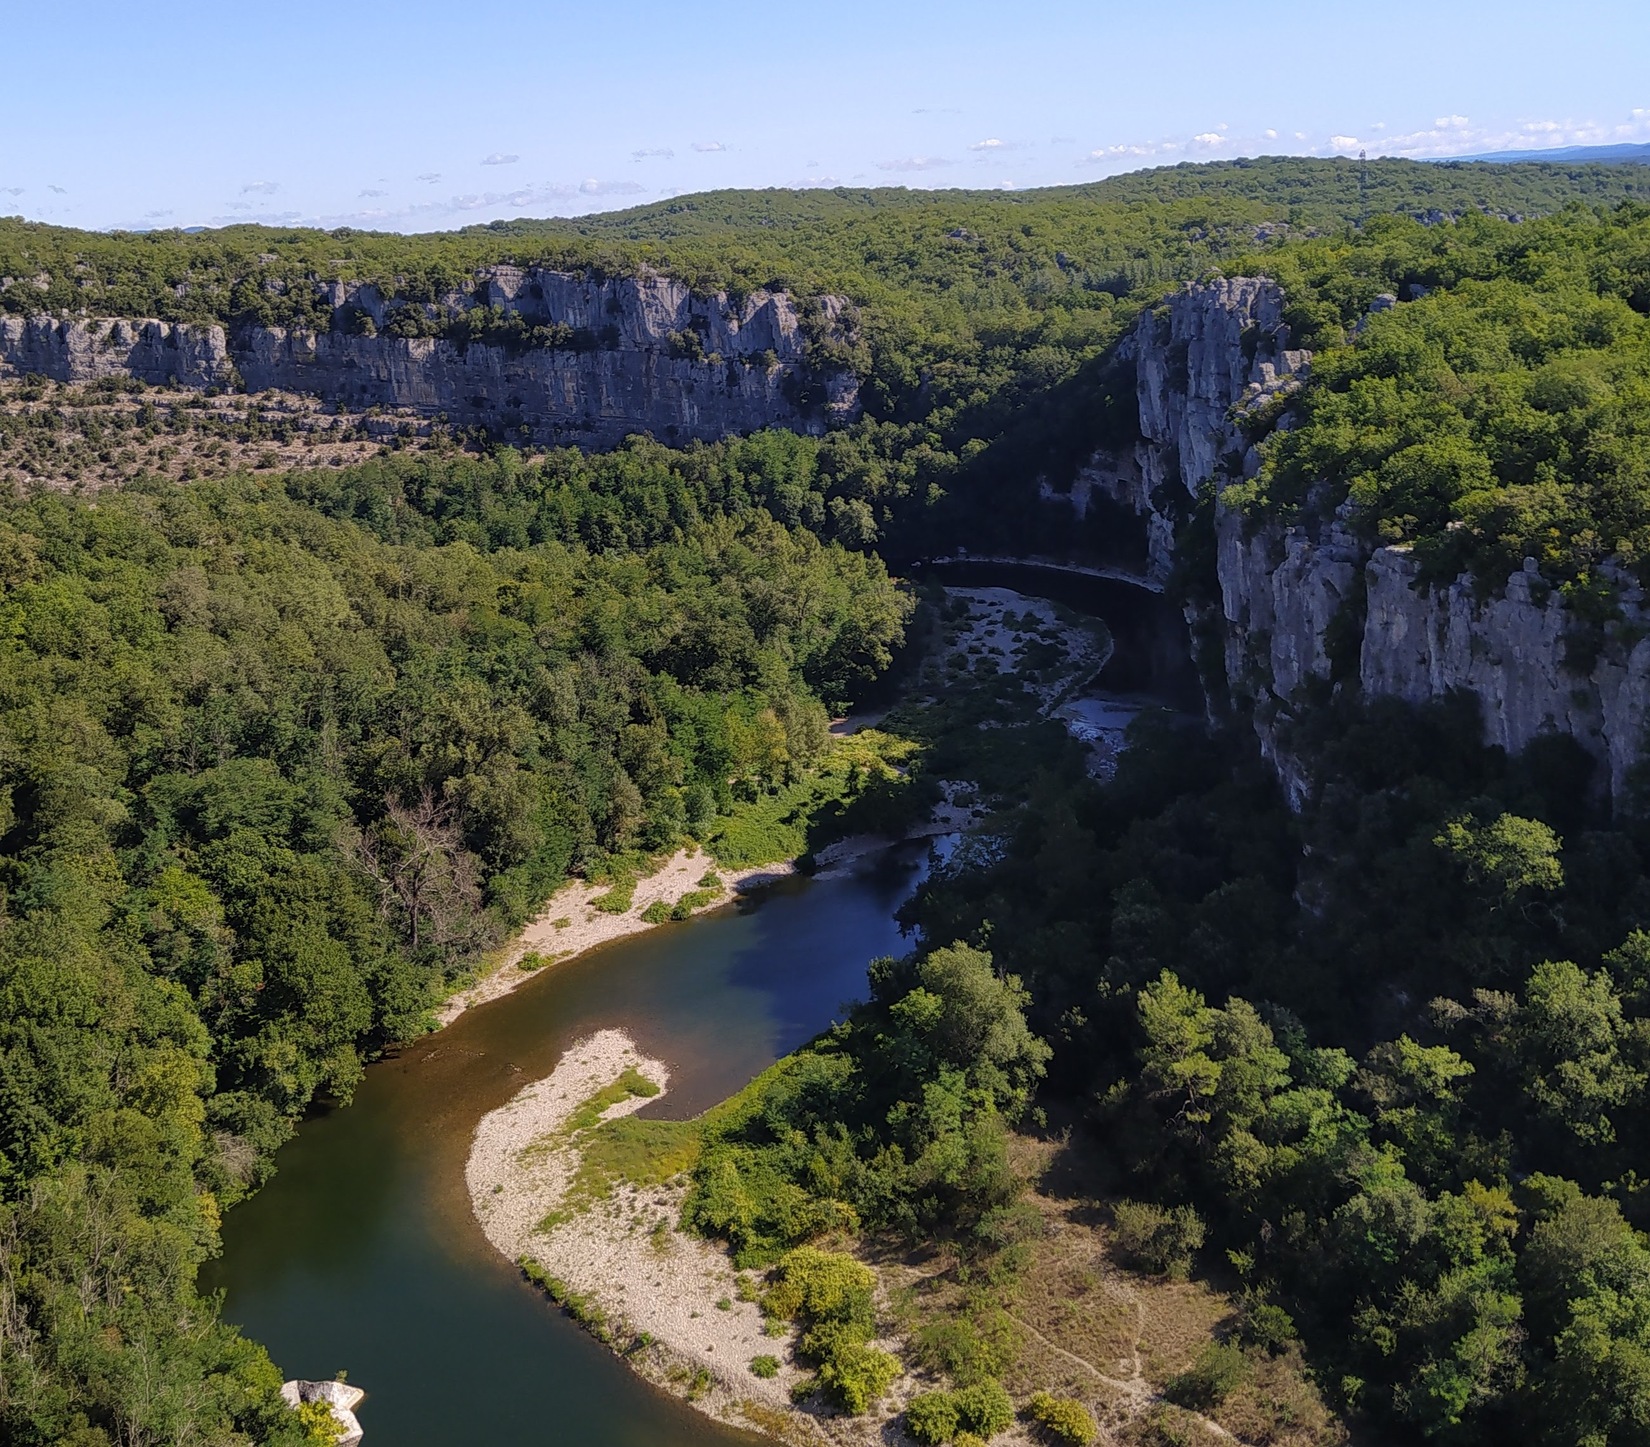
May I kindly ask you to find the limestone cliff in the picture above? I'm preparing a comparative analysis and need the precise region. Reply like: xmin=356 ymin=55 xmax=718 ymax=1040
xmin=1071 ymin=277 xmax=1650 ymax=809
xmin=0 ymin=268 xmax=859 ymax=448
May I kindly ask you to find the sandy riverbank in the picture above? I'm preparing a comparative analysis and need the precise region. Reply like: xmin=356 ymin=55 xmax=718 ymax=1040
xmin=467 ymin=1030 xmax=909 ymax=1445
xmin=436 ymin=852 xmax=795 ymax=1026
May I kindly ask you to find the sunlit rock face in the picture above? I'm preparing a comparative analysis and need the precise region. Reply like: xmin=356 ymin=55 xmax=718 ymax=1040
xmin=0 ymin=268 xmax=859 ymax=448
xmin=1073 ymin=276 xmax=1650 ymax=809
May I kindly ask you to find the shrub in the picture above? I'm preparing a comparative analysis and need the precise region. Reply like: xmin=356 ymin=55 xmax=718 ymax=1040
xmin=750 ymin=1353 xmax=780 ymax=1378
xmin=953 ymin=1379 xmax=1014 ymax=1437
xmin=906 ymin=1390 xmax=962 ymax=1445
xmin=1165 ymin=1342 xmax=1252 ymax=1409
xmin=1237 ymin=1300 xmax=1298 ymax=1355
xmin=818 ymin=1341 xmax=899 ymax=1414
xmin=640 ymin=899 xmax=672 ymax=924
xmin=671 ymin=887 xmax=720 ymax=918
xmin=592 ymin=879 xmax=636 ymax=913
xmin=763 ymin=1247 xmax=891 ymax=1413
xmin=517 ymin=950 xmax=547 ymax=971
xmin=1111 ymin=1199 xmax=1205 ymax=1279
xmin=1027 ymin=1391 xmax=1099 ymax=1445
xmin=763 ymin=1247 xmax=876 ymax=1333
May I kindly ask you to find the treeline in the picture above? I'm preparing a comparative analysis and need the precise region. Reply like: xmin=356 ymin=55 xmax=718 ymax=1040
xmin=897 ymin=692 xmax=1650 ymax=1444
xmin=0 ymin=455 xmax=906 ymax=1445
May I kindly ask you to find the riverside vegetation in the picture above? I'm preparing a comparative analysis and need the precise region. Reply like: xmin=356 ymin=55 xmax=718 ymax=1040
xmin=6 ymin=157 xmax=1650 ymax=1445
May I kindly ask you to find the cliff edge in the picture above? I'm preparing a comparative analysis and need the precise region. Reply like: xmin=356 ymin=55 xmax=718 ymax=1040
xmin=0 ymin=267 xmax=860 ymax=449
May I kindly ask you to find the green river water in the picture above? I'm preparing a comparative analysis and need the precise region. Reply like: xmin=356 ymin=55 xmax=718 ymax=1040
xmin=205 ymin=846 xmax=941 ymax=1445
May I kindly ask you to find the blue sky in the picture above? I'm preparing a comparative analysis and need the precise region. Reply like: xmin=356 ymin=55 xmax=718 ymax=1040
xmin=6 ymin=0 xmax=1649 ymax=233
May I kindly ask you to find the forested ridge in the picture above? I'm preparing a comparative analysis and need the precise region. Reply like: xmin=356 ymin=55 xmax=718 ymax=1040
xmin=7 ymin=155 xmax=1650 ymax=1445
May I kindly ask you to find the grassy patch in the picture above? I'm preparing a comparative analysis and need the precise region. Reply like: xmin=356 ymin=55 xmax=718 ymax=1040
xmin=591 ymin=879 xmax=637 ymax=914
xmin=565 ymin=1067 xmax=660 ymax=1133
xmin=707 ymin=729 xmax=918 ymax=867
xmin=670 ymin=888 xmax=719 ymax=919
xmin=639 ymin=899 xmax=672 ymax=924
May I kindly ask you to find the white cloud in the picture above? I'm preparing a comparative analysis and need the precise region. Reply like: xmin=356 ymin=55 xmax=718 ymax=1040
xmin=1191 ymin=132 xmax=1225 ymax=147
xmin=692 ymin=141 xmax=725 ymax=153
xmin=417 ymin=172 xmax=441 ymax=183
xmin=877 ymin=155 xmax=953 ymax=172
xmin=632 ymin=147 xmax=675 ymax=161
xmin=1329 ymin=135 xmax=1361 ymax=150
xmin=145 ymin=209 xmax=172 ymax=218
xmin=358 ymin=188 xmax=387 ymax=198
xmin=1 ymin=187 xmax=22 ymax=197
xmin=241 ymin=180 xmax=279 ymax=195
xmin=481 ymin=152 xmax=520 ymax=166
xmin=1263 ymin=128 xmax=1278 ymax=140
xmin=48 ymin=184 xmax=66 ymax=194
xmin=579 ymin=178 xmax=645 ymax=195
xmin=1435 ymin=114 xmax=1470 ymax=129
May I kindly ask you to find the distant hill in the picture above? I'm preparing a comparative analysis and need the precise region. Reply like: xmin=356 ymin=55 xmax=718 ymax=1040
xmin=1452 ymin=140 xmax=1650 ymax=165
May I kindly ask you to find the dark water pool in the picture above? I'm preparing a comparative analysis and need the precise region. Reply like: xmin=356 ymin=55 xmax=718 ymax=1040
xmin=204 ymin=844 xmax=942 ymax=1445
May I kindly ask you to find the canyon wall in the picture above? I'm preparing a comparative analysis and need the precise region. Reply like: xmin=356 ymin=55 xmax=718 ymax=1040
xmin=0 ymin=268 xmax=858 ymax=448
xmin=1071 ymin=277 xmax=1650 ymax=808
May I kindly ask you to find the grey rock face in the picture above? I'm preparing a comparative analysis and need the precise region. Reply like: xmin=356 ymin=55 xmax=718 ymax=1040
xmin=0 ymin=269 xmax=858 ymax=449
xmin=1073 ymin=277 xmax=1650 ymax=808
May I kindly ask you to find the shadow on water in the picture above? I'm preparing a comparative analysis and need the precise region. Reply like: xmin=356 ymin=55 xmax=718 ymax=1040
xmin=204 ymin=842 xmax=943 ymax=1446
xmin=912 ymin=559 xmax=1202 ymax=709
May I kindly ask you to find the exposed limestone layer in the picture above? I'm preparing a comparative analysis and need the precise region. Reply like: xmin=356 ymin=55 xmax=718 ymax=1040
xmin=0 ymin=269 xmax=858 ymax=448
xmin=1073 ymin=277 xmax=1650 ymax=807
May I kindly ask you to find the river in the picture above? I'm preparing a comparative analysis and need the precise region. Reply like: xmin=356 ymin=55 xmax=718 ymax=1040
xmin=208 ymin=568 xmax=1186 ymax=1444
xmin=204 ymin=845 xmax=943 ymax=1445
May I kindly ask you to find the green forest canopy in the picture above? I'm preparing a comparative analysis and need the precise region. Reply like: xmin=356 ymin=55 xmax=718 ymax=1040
xmin=7 ymin=158 xmax=1650 ymax=1445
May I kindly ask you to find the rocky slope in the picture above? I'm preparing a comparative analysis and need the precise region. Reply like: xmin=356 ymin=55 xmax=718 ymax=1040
xmin=0 ymin=268 xmax=858 ymax=448
xmin=1067 ymin=276 xmax=1650 ymax=809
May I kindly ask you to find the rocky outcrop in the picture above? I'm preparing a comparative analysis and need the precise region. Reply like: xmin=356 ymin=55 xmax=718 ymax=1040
xmin=1071 ymin=277 xmax=1650 ymax=809
xmin=281 ymin=1380 xmax=364 ymax=1446
xmin=0 ymin=269 xmax=859 ymax=448
xmin=1070 ymin=277 xmax=1310 ymax=587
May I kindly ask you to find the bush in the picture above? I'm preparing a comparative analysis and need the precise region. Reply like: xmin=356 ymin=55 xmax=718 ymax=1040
xmin=639 ymin=899 xmax=672 ymax=924
xmin=592 ymin=879 xmax=636 ymax=914
xmin=1027 ymin=1391 xmax=1099 ymax=1445
xmin=763 ymin=1247 xmax=876 ymax=1333
xmin=906 ymin=1390 xmax=961 ymax=1444
xmin=763 ymin=1247 xmax=891 ymax=1413
xmin=1237 ymin=1300 xmax=1298 ymax=1355
xmin=1165 ymin=1342 xmax=1252 ymax=1409
xmin=1111 ymin=1199 xmax=1205 ymax=1279
xmin=749 ymin=1353 xmax=780 ymax=1378
xmin=953 ymin=1379 xmax=1014 ymax=1437
xmin=671 ymin=887 xmax=719 ymax=919
xmin=818 ymin=1340 xmax=899 ymax=1413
